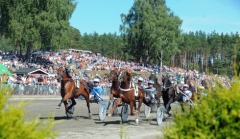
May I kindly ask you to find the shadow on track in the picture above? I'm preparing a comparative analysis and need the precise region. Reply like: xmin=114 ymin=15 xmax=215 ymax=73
xmin=39 ymin=115 xmax=91 ymax=121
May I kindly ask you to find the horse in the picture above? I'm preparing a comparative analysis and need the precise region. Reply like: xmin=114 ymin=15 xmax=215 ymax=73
xmin=149 ymin=73 xmax=163 ymax=107
xmin=56 ymin=67 xmax=92 ymax=118
xmin=108 ymin=70 xmax=150 ymax=123
xmin=106 ymin=70 xmax=121 ymax=111
xmin=161 ymin=75 xmax=187 ymax=116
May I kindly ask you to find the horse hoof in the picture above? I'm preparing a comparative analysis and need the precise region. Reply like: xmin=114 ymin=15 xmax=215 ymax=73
xmin=135 ymin=119 xmax=139 ymax=124
xmin=164 ymin=114 xmax=169 ymax=118
xmin=108 ymin=114 xmax=112 ymax=117
xmin=56 ymin=106 xmax=60 ymax=109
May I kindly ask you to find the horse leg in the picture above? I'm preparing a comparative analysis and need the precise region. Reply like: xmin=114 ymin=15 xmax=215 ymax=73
xmin=63 ymin=100 xmax=69 ymax=114
xmin=62 ymin=93 xmax=73 ymax=114
xmin=136 ymin=98 xmax=143 ymax=114
xmin=67 ymin=98 xmax=76 ymax=111
xmin=130 ymin=102 xmax=138 ymax=116
xmin=56 ymin=99 xmax=63 ymax=109
xmin=135 ymin=98 xmax=143 ymax=124
xmin=108 ymin=97 xmax=122 ymax=116
xmin=106 ymin=93 xmax=114 ymax=111
xmin=165 ymin=98 xmax=173 ymax=116
xmin=135 ymin=112 xmax=139 ymax=124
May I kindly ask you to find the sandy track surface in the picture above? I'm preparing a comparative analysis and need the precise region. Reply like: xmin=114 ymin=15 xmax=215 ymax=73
xmin=9 ymin=96 xmax=177 ymax=139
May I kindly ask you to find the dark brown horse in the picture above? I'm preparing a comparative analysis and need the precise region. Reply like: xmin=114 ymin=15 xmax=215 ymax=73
xmin=149 ymin=73 xmax=163 ymax=107
xmin=162 ymin=76 xmax=187 ymax=115
xmin=162 ymin=75 xmax=198 ymax=116
xmin=56 ymin=67 xmax=92 ymax=118
xmin=108 ymin=70 xmax=149 ymax=123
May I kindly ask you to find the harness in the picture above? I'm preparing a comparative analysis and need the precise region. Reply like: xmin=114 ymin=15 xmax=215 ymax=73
xmin=118 ymin=81 xmax=139 ymax=96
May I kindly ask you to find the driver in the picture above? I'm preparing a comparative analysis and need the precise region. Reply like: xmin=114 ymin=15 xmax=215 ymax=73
xmin=182 ymin=84 xmax=192 ymax=102
xmin=137 ymin=76 xmax=146 ymax=89
xmin=90 ymin=78 xmax=103 ymax=102
xmin=145 ymin=80 xmax=157 ymax=104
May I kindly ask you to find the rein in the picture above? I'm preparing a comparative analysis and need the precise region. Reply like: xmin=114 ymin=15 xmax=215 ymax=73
xmin=79 ymin=81 xmax=104 ymax=101
xmin=178 ymin=90 xmax=195 ymax=106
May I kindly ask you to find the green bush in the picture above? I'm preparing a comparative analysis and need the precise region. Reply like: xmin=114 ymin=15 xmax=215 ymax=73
xmin=0 ymin=87 xmax=57 ymax=139
xmin=162 ymin=78 xmax=240 ymax=139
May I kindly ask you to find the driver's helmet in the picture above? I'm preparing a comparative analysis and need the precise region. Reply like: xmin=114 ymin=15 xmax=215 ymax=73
xmin=183 ymin=84 xmax=189 ymax=88
xmin=93 ymin=78 xmax=100 ymax=83
xmin=138 ymin=77 xmax=144 ymax=82
xmin=148 ymin=80 xmax=154 ymax=84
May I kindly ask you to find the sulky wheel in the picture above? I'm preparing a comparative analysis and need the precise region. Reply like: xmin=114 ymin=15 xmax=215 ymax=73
xmin=98 ymin=100 xmax=107 ymax=121
xmin=156 ymin=105 xmax=165 ymax=125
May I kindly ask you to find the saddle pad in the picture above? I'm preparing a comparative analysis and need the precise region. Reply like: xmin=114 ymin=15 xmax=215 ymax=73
xmin=134 ymin=83 xmax=138 ymax=96
xmin=75 ymin=80 xmax=79 ymax=88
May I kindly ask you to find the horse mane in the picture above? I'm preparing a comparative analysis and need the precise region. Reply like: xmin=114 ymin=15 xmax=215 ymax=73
xmin=65 ymin=68 xmax=72 ymax=78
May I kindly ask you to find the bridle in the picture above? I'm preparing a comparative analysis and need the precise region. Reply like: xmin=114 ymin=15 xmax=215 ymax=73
xmin=109 ymin=72 xmax=118 ymax=81
xmin=57 ymin=67 xmax=69 ymax=81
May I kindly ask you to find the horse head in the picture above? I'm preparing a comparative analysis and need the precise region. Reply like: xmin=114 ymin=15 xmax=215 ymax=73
xmin=162 ymin=75 xmax=172 ymax=91
xmin=56 ymin=67 xmax=70 ymax=82
xmin=109 ymin=70 xmax=118 ymax=82
xmin=118 ymin=69 xmax=129 ymax=81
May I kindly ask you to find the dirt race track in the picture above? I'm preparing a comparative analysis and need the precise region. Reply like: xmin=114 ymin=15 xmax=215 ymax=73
xmin=9 ymin=96 xmax=178 ymax=139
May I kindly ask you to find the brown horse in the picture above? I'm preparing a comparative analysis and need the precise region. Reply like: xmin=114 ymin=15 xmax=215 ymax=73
xmin=56 ymin=67 xmax=92 ymax=118
xmin=106 ymin=70 xmax=121 ymax=111
xmin=108 ymin=70 xmax=149 ymax=123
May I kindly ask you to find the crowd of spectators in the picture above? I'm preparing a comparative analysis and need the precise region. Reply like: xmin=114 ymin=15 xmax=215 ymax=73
xmin=0 ymin=49 xmax=232 ymax=95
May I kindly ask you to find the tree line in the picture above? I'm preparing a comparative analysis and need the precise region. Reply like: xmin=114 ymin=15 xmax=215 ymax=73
xmin=0 ymin=0 xmax=239 ymax=75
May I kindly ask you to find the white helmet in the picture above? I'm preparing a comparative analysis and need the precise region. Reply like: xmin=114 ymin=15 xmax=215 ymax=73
xmin=138 ymin=77 xmax=143 ymax=82
xmin=148 ymin=80 xmax=154 ymax=84
xmin=93 ymin=78 xmax=100 ymax=83
xmin=183 ymin=84 xmax=189 ymax=88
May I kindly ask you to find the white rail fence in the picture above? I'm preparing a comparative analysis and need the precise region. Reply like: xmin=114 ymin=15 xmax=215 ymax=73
xmin=0 ymin=83 xmax=111 ymax=96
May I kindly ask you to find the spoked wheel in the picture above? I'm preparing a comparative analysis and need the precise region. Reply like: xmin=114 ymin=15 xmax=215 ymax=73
xmin=144 ymin=104 xmax=151 ymax=117
xmin=66 ymin=99 xmax=75 ymax=118
xmin=156 ymin=105 xmax=165 ymax=125
xmin=98 ymin=101 xmax=107 ymax=121
xmin=112 ymin=99 xmax=118 ymax=115
xmin=121 ymin=103 xmax=128 ymax=123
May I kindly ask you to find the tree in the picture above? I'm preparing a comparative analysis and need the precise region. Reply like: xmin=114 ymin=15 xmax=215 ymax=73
xmin=0 ymin=0 xmax=77 ymax=60
xmin=0 ymin=35 xmax=14 ymax=52
xmin=120 ymin=0 xmax=182 ymax=69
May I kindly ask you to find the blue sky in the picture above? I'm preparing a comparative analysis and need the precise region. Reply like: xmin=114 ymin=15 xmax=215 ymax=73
xmin=69 ymin=0 xmax=240 ymax=35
